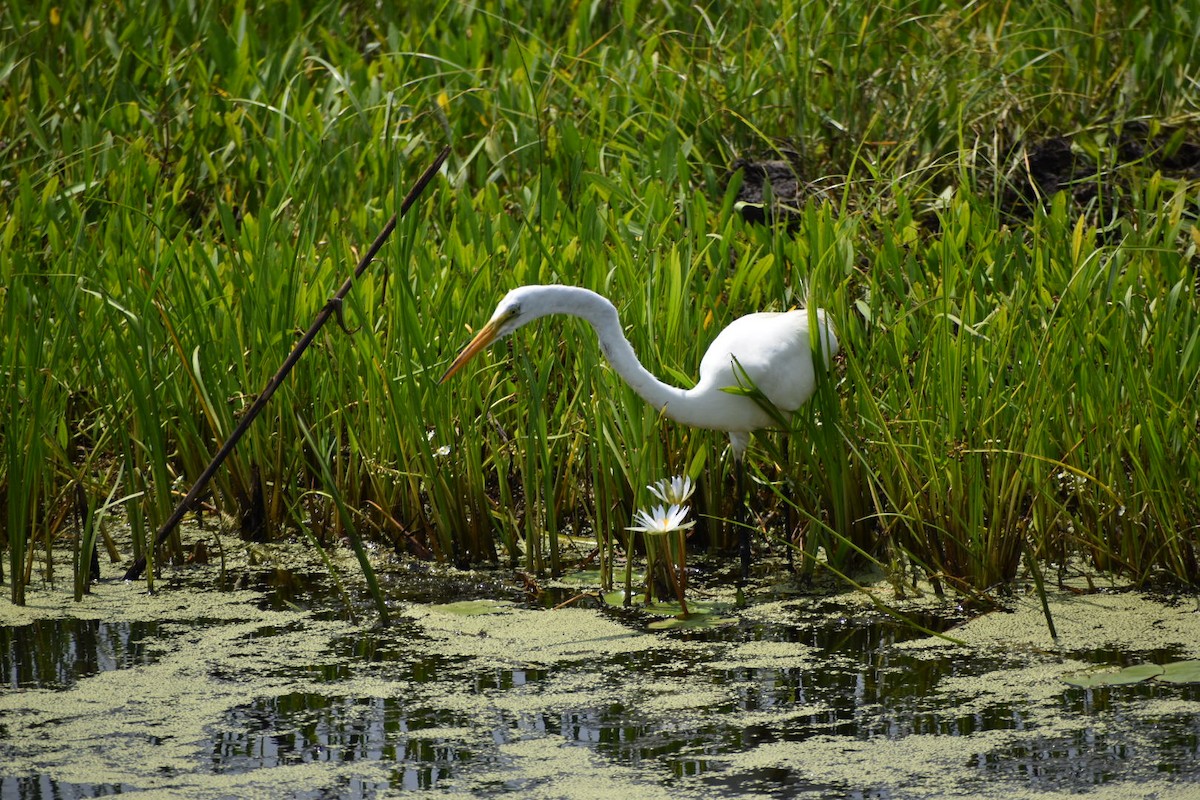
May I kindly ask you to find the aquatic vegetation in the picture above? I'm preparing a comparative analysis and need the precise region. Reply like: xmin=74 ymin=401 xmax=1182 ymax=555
xmin=628 ymin=488 xmax=696 ymax=614
xmin=1 ymin=1 xmax=1198 ymax=604
xmin=648 ymin=476 xmax=697 ymax=508
xmin=2 ymin=537 xmax=1198 ymax=798
xmin=1064 ymin=659 xmax=1200 ymax=688
xmin=628 ymin=504 xmax=695 ymax=538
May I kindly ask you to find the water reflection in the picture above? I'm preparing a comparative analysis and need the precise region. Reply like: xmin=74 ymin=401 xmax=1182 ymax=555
xmin=0 ymin=618 xmax=161 ymax=691
xmin=212 ymin=693 xmax=478 ymax=790
xmin=0 ymin=775 xmax=129 ymax=800
xmin=3 ymin=583 xmax=1199 ymax=798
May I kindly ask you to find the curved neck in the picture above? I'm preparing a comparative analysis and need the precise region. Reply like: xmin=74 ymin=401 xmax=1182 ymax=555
xmin=540 ymin=286 xmax=690 ymax=414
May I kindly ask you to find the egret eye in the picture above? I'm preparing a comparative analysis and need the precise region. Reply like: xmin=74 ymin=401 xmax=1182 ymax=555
xmin=495 ymin=304 xmax=518 ymax=325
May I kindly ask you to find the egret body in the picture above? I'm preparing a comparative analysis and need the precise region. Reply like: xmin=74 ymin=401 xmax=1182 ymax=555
xmin=440 ymin=285 xmax=837 ymax=454
xmin=440 ymin=284 xmax=839 ymax=572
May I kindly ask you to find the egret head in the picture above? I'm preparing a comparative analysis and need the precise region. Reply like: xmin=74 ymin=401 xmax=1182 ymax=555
xmin=439 ymin=287 xmax=546 ymax=383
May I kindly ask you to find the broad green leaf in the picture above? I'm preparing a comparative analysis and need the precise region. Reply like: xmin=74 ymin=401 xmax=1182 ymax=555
xmin=1155 ymin=660 xmax=1200 ymax=684
xmin=648 ymin=614 xmax=737 ymax=631
xmin=429 ymin=600 xmax=510 ymax=616
xmin=1064 ymin=663 xmax=1164 ymax=688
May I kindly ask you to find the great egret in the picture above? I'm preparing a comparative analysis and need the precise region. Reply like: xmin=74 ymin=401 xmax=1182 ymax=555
xmin=439 ymin=284 xmax=839 ymax=573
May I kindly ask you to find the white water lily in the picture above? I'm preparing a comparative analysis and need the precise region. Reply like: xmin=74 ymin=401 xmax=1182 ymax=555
xmin=627 ymin=503 xmax=695 ymax=535
xmin=648 ymin=475 xmax=695 ymax=506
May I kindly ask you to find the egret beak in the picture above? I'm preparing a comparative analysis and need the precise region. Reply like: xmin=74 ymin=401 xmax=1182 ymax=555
xmin=439 ymin=319 xmax=503 ymax=384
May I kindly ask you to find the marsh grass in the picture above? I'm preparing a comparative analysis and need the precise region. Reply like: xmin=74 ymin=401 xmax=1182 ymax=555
xmin=2 ymin=1 xmax=1198 ymax=606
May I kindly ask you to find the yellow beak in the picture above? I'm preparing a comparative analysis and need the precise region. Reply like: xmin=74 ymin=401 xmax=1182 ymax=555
xmin=439 ymin=319 xmax=503 ymax=384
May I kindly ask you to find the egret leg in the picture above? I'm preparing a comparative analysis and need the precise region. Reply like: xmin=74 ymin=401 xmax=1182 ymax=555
xmin=737 ymin=463 xmax=751 ymax=580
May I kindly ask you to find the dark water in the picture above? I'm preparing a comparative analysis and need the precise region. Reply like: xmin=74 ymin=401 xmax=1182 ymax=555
xmin=202 ymin=613 xmax=1200 ymax=797
xmin=1 ymin=618 xmax=163 ymax=691
xmin=2 ymin=571 xmax=1198 ymax=799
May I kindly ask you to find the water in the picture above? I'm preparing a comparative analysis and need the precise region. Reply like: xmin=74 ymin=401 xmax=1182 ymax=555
xmin=1 ymin=618 xmax=163 ymax=691
xmin=1 ymin=565 xmax=1197 ymax=799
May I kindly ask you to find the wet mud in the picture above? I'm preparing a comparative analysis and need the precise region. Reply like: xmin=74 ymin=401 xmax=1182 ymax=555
xmin=728 ymin=121 xmax=1200 ymax=225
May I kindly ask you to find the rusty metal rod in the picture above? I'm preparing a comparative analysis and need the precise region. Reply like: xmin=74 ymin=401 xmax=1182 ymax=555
xmin=123 ymin=145 xmax=451 ymax=581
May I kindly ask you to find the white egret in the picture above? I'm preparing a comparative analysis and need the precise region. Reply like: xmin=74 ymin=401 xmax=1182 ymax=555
xmin=439 ymin=284 xmax=839 ymax=574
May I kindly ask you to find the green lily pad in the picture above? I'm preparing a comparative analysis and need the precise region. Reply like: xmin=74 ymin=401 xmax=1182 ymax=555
xmin=643 ymin=600 xmax=689 ymax=617
xmin=647 ymin=613 xmax=738 ymax=631
xmin=1064 ymin=662 xmax=1164 ymax=688
xmin=592 ymin=593 xmax=738 ymax=627
xmin=1155 ymin=659 xmax=1200 ymax=684
xmin=640 ymin=598 xmax=737 ymax=630
xmin=428 ymin=599 xmax=510 ymax=616
xmin=556 ymin=569 xmax=604 ymax=587
xmin=602 ymin=589 xmax=631 ymax=607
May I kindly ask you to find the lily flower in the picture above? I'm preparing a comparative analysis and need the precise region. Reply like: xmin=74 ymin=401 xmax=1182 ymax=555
xmin=648 ymin=475 xmax=695 ymax=506
xmin=627 ymin=503 xmax=695 ymax=535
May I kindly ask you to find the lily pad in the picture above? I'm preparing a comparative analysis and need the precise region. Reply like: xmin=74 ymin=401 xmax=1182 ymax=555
xmin=641 ymin=599 xmax=737 ymax=630
xmin=648 ymin=613 xmax=738 ymax=631
xmin=428 ymin=599 xmax=511 ymax=616
xmin=601 ymin=589 xmax=631 ymax=607
xmin=1064 ymin=662 xmax=1164 ymax=688
xmin=1064 ymin=658 xmax=1200 ymax=688
xmin=555 ymin=569 xmax=605 ymax=587
xmin=1156 ymin=659 xmax=1200 ymax=684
